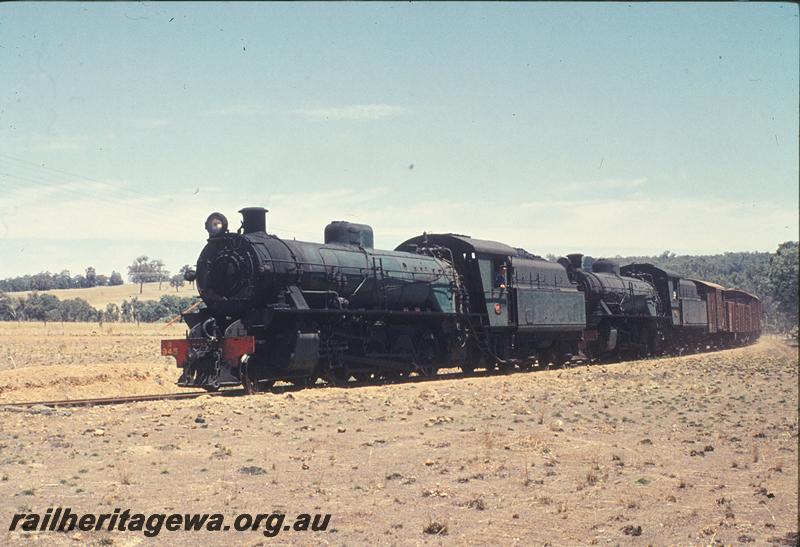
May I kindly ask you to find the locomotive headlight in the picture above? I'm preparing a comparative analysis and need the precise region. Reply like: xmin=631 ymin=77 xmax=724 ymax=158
xmin=204 ymin=212 xmax=228 ymax=237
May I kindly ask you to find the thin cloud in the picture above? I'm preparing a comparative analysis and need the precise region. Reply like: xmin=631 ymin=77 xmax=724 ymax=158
xmin=267 ymin=192 xmax=797 ymax=256
xmin=2 ymin=184 xmax=794 ymax=278
xmin=0 ymin=180 xmax=219 ymax=243
xmin=16 ymin=139 xmax=85 ymax=152
xmin=291 ymin=104 xmax=409 ymax=121
xmin=200 ymin=104 xmax=271 ymax=117
xmin=135 ymin=118 xmax=171 ymax=129
xmin=557 ymin=177 xmax=648 ymax=193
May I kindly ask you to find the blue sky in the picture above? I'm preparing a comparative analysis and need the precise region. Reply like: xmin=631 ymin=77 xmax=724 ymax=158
xmin=1 ymin=2 xmax=797 ymax=278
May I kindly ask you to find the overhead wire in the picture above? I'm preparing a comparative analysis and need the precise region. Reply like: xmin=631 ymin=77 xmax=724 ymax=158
xmin=0 ymin=153 xmax=155 ymax=199
xmin=0 ymin=155 xmax=202 ymax=233
xmin=0 ymin=152 xmax=332 ymax=242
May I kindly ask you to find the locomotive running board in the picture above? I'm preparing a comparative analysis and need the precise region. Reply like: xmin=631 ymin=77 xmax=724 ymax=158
xmin=268 ymin=308 xmax=467 ymax=318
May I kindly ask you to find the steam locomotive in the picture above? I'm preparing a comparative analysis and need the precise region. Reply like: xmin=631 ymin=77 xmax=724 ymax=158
xmin=161 ymin=207 xmax=762 ymax=392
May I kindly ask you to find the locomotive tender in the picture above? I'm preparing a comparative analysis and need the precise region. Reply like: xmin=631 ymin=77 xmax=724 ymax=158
xmin=161 ymin=207 xmax=761 ymax=392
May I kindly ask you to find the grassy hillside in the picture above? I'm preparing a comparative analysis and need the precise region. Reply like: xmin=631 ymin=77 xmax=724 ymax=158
xmin=18 ymin=282 xmax=199 ymax=308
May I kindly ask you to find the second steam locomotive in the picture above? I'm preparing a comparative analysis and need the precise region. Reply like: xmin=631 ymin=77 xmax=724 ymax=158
xmin=162 ymin=207 xmax=761 ymax=392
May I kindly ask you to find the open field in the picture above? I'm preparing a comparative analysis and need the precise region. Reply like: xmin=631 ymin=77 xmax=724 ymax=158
xmin=14 ymin=282 xmax=199 ymax=309
xmin=0 ymin=324 xmax=797 ymax=545
xmin=0 ymin=323 xmax=187 ymax=402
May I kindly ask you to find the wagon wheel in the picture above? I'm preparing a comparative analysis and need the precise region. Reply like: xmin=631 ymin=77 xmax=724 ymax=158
xmin=647 ymin=326 xmax=665 ymax=356
xmin=380 ymin=369 xmax=404 ymax=382
xmin=537 ymin=348 xmax=554 ymax=370
xmin=255 ymin=379 xmax=276 ymax=392
xmin=460 ymin=352 xmax=478 ymax=374
xmin=326 ymin=367 xmax=352 ymax=387
xmin=355 ymin=335 xmax=385 ymax=383
xmin=459 ymin=340 xmax=481 ymax=374
xmin=241 ymin=363 xmax=275 ymax=394
xmin=545 ymin=343 xmax=568 ymax=369
xmin=242 ymin=371 xmax=258 ymax=394
xmin=550 ymin=353 xmax=567 ymax=369
xmin=497 ymin=359 xmax=515 ymax=373
xmin=351 ymin=372 xmax=373 ymax=383
xmin=414 ymin=331 xmax=439 ymax=377
xmin=383 ymin=333 xmax=415 ymax=380
xmin=287 ymin=376 xmax=314 ymax=388
xmin=518 ymin=356 xmax=537 ymax=372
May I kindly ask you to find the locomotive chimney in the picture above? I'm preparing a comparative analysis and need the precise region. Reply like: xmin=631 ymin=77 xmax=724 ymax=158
xmin=239 ymin=207 xmax=268 ymax=234
xmin=566 ymin=253 xmax=584 ymax=270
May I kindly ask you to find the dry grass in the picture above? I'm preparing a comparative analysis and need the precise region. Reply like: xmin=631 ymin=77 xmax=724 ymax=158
xmin=0 ymin=322 xmax=185 ymax=370
xmin=0 ymin=322 xmax=187 ymax=402
xmin=16 ymin=282 xmax=198 ymax=308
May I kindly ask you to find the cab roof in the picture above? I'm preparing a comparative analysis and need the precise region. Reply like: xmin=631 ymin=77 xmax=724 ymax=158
xmin=397 ymin=233 xmax=523 ymax=258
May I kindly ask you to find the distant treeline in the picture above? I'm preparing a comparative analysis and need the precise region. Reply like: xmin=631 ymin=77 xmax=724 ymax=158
xmin=0 ymin=268 xmax=123 ymax=292
xmin=0 ymin=293 xmax=199 ymax=323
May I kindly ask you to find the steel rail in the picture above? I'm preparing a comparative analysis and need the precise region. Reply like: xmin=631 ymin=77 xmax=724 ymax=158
xmin=0 ymin=391 xmax=214 ymax=409
xmin=0 ymin=342 xmax=754 ymax=409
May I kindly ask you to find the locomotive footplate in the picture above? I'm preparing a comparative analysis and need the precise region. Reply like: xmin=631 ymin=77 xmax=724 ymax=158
xmin=161 ymin=336 xmax=255 ymax=390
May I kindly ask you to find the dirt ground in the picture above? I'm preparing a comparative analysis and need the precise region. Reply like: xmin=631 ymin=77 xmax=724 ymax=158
xmin=0 ymin=323 xmax=188 ymax=402
xmin=0 ymin=325 xmax=797 ymax=546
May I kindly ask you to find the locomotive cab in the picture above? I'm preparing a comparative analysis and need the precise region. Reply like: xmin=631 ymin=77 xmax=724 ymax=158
xmin=397 ymin=234 xmax=585 ymax=367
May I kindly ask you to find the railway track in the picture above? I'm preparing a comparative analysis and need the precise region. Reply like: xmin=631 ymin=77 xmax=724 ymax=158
xmin=0 ymin=344 xmax=746 ymax=410
xmin=0 ymin=366 xmax=557 ymax=409
xmin=0 ymin=391 xmax=217 ymax=410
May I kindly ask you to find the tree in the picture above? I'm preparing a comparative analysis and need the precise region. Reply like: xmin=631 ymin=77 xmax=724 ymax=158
xmin=95 ymin=274 xmax=109 ymax=286
xmin=85 ymin=266 xmax=97 ymax=288
xmin=105 ymin=303 xmax=120 ymax=322
xmin=44 ymin=308 xmax=62 ymax=324
xmin=131 ymin=297 xmax=140 ymax=325
xmin=73 ymin=274 xmax=88 ymax=289
xmin=170 ymin=274 xmax=185 ymax=292
xmin=20 ymin=292 xmax=60 ymax=322
xmin=59 ymin=298 xmax=97 ymax=322
xmin=135 ymin=301 xmax=171 ymax=322
xmin=109 ymin=271 xmax=124 ymax=286
xmin=0 ymin=292 xmax=18 ymax=320
xmin=31 ymin=272 xmax=55 ymax=291
xmin=150 ymin=259 xmax=169 ymax=290
xmin=121 ymin=300 xmax=133 ymax=322
xmin=128 ymin=256 xmax=156 ymax=294
xmin=768 ymin=241 xmax=799 ymax=331
xmin=56 ymin=270 xmax=72 ymax=289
